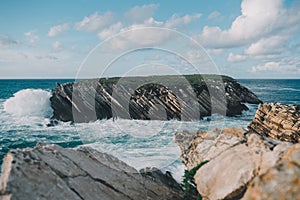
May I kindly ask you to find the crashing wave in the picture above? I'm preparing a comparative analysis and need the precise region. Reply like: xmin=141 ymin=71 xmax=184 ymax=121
xmin=4 ymin=89 xmax=53 ymax=118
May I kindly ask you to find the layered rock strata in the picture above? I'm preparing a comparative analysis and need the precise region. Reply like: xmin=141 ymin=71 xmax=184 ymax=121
xmin=249 ymin=102 xmax=300 ymax=143
xmin=50 ymin=75 xmax=261 ymax=122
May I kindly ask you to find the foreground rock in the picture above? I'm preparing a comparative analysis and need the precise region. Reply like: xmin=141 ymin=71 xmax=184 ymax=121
xmin=249 ymin=103 xmax=300 ymax=143
xmin=175 ymin=128 xmax=300 ymax=200
xmin=175 ymin=103 xmax=300 ymax=200
xmin=50 ymin=74 xmax=261 ymax=122
xmin=0 ymin=143 xmax=183 ymax=200
xmin=243 ymin=143 xmax=300 ymax=200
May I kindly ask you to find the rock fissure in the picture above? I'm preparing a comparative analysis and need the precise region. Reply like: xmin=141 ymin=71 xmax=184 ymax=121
xmin=67 ymin=186 xmax=85 ymax=200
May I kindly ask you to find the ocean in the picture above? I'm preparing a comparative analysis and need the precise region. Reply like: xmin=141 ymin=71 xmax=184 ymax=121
xmin=0 ymin=79 xmax=299 ymax=181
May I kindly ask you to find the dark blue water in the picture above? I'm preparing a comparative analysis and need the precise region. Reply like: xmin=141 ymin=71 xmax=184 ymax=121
xmin=0 ymin=79 xmax=82 ymax=162
xmin=239 ymin=79 xmax=300 ymax=105
xmin=0 ymin=79 xmax=74 ymax=99
xmin=0 ymin=79 xmax=299 ymax=180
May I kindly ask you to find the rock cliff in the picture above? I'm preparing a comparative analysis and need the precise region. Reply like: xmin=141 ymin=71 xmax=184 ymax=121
xmin=0 ymin=143 xmax=184 ymax=200
xmin=248 ymin=102 xmax=300 ymax=143
xmin=50 ymin=75 xmax=262 ymax=122
xmin=175 ymin=103 xmax=300 ymax=200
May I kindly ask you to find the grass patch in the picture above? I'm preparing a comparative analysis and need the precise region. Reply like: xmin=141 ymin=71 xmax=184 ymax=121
xmin=182 ymin=160 xmax=209 ymax=200
xmin=90 ymin=74 xmax=234 ymax=86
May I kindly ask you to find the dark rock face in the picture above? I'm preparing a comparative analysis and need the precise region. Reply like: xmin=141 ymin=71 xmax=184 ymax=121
xmin=0 ymin=143 xmax=184 ymax=200
xmin=248 ymin=103 xmax=300 ymax=143
xmin=50 ymin=75 xmax=262 ymax=122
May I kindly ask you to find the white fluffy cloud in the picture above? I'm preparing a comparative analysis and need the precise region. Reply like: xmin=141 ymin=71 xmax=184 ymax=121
xmin=48 ymin=23 xmax=69 ymax=37
xmin=105 ymin=26 xmax=171 ymax=49
xmin=124 ymin=4 xmax=159 ymax=23
xmin=24 ymin=31 xmax=39 ymax=46
xmin=244 ymin=35 xmax=288 ymax=55
xmin=196 ymin=0 xmax=300 ymax=48
xmin=252 ymin=61 xmax=298 ymax=73
xmin=227 ymin=34 xmax=289 ymax=63
xmin=75 ymin=12 xmax=114 ymax=32
xmin=97 ymin=22 xmax=123 ymax=40
xmin=227 ymin=52 xmax=247 ymax=62
xmin=97 ymin=13 xmax=202 ymax=46
xmin=109 ymin=18 xmax=169 ymax=48
xmin=165 ymin=13 xmax=202 ymax=28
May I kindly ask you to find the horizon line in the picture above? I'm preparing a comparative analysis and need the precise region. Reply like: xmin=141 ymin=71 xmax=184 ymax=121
xmin=1 ymin=76 xmax=300 ymax=80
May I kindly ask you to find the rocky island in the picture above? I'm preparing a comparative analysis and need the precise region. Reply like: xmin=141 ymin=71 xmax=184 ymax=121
xmin=50 ymin=74 xmax=262 ymax=122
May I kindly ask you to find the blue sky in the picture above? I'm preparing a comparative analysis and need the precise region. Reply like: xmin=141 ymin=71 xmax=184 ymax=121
xmin=0 ymin=0 xmax=300 ymax=78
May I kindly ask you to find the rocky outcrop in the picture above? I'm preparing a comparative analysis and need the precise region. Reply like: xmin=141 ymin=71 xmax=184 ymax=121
xmin=175 ymin=128 xmax=299 ymax=200
xmin=243 ymin=144 xmax=300 ymax=200
xmin=175 ymin=128 xmax=246 ymax=171
xmin=0 ymin=143 xmax=184 ymax=200
xmin=175 ymin=102 xmax=300 ymax=200
xmin=248 ymin=103 xmax=300 ymax=143
xmin=50 ymin=75 xmax=261 ymax=122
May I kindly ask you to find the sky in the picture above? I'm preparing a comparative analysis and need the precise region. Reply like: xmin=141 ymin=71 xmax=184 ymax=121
xmin=0 ymin=0 xmax=300 ymax=79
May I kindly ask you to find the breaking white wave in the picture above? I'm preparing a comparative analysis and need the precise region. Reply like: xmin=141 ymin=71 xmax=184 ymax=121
xmin=278 ymin=87 xmax=300 ymax=92
xmin=0 ymin=88 xmax=257 ymax=183
xmin=3 ymin=89 xmax=53 ymax=118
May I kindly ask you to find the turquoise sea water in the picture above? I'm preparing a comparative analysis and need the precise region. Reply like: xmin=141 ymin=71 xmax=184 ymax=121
xmin=0 ymin=79 xmax=299 ymax=181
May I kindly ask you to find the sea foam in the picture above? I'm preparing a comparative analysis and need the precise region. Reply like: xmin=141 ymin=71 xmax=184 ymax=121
xmin=3 ymin=89 xmax=53 ymax=117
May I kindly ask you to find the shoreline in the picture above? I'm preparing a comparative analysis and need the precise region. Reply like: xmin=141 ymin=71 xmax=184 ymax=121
xmin=0 ymin=102 xmax=299 ymax=199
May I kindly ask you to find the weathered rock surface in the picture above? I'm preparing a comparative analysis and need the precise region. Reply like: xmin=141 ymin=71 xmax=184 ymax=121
xmin=243 ymin=144 xmax=300 ymax=200
xmin=249 ymin=103 xmax=300 ymax=143
xmin=50 ymin=75 xmax=261 ymax=122
xmin=175 ymin=127 xmax=246 ymax=171
xmin=175 ymin=103 xmax=300 ymax=200
xmin=175 ymin=128 xmax=295 ymax=200
xmin=0 ymin=143 xmax=184 ymax=200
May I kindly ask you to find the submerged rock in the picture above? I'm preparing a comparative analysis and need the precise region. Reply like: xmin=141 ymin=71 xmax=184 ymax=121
xmin=249 ymin=103 xmax=300 ymax=143
xmin=0 ymin=143 xmax=184 ymax=200
xmin=50 ymin=75 xmax=261 ymax=122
